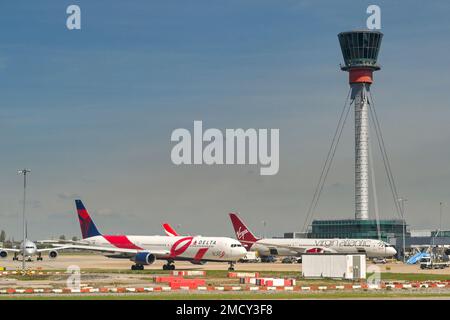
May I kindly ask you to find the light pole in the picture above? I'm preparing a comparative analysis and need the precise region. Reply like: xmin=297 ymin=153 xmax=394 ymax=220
xmin=439 ymin=202 xmax=444 ymax=238
xmin=18 ymin=169 xmax=30 ymax=271
xmin=397 ymin=197 xmax=407 ymax=263
xmin=262 ymin=221 xmax=266 ymax=239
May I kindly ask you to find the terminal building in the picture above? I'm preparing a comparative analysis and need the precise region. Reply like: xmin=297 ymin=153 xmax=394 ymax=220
xmin=308 ymin=219 xmax=406 ymax=244
xmin=407 ymin=230 xmax=450 ymax=247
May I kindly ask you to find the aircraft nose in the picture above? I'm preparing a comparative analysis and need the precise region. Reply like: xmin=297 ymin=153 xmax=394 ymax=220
xmin=387 ymin=247 xmax=397 ymax=256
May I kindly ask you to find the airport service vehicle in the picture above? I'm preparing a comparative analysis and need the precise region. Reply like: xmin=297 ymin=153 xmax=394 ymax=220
xmin=53 ymin=200 xmax=247 ymax=271
xmin=419 ymin=256 xmax=449 ymax=270
xmin=372 ymin=258 xmax=387 ymax=264
xmin=260 ymin=255 xmax=277 ymax=263
xmin=282 ymin=256 xmax=301 ymax=264
xmin=229 ymin=213 xmax=397 ymax=258
xmin=238 ymin=251 xmax=260 ymax=263
xmin=281 ymin=257 xmax=295 ymax=264
xmin=0 ymin=239 xmax=64 ymax=262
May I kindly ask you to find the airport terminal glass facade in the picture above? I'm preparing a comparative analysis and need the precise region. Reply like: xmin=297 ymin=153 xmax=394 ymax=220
xmin=431 ymin=230 xmax=450 ymax=238
xmin=308 ymin=219 xmax=406 ymax=243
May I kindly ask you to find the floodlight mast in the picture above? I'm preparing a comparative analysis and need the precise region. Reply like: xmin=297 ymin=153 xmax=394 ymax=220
xmin=18 ymin=169 xmax=30 ymax=271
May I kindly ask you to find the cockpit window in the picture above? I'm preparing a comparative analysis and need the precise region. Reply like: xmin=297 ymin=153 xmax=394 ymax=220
xmin=231 ymin=244 xmax=242 ymax=248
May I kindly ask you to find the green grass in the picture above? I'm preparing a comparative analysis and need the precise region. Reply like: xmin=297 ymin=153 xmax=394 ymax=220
xmin=1 ymin=275 xmax=54 ymax=281
xmin=374 ymin=273 xmax=450 ymax=282
xmin=2 ymin=269 xmax=450 ymax=300
xmin=5 ymin=269 xmax=450 ymax=283
xmin=2 ymin=291 xmax=450 ymax=300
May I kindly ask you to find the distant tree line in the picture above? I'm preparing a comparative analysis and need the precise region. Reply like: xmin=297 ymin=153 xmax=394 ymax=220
xmin=0 ymin=230 xmax=79 ymax=246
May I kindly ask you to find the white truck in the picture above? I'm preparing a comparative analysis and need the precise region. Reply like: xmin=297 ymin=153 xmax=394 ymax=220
xmin=238 ymin=251 xmax=260 ymax=263
xmin=419 ymin=256 xmax=449 ymax=269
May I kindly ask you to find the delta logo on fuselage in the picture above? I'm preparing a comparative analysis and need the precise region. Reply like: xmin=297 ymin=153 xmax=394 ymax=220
xmin=169 ymin=236 xmax=220 ymax=258
xmin=192 ymin=239 xmax=217 ymax=246
xmin=313 ymin=239 xmax=373 ymax=248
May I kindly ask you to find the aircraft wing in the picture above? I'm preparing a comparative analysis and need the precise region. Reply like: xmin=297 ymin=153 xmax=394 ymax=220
xmin=38 ymin=240 xmax=89 ymax=245
xmin=0 ymin=248 xmax=21 ymax=253
xmin=51 ymin=244 xmax=170 ymax=257
xmin=256 ymin=241 xmax=337 ymax=254
xmin=36 ymin=246 xmax=76 ymax=253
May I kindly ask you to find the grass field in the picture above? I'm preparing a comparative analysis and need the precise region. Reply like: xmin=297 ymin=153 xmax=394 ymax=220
xmin=2 ymin=269 xmax=450 ymax=300
xmin=1 ymin=291 xmax=450 ymax=300
xmin=373 ymin=272 xmax=450 ymax=282
xmin=3 ymin=269 xmax=450 ymax=283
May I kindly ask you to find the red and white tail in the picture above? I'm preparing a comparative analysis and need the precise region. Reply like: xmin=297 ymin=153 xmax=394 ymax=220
xmin=163 ymin=223 xmax=179 ymax=237
xmin=229 ymin=213 xmax=259 ymax=250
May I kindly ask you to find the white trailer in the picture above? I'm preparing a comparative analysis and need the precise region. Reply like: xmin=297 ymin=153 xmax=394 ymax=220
xmin=302 ymin=254 xmax=366 ymax=280
xmin=238 ymin=251 xmax=260 ymax=263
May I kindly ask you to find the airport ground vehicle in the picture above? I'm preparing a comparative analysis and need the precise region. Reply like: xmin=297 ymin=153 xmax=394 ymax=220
xmin=260 ymin=255 xmax=277 ymax=263
xmin=372 ymin=258 xmax=387 ymax=264
xmin=229 ymin=213 xmax=397 ymax=258
xmin=238 ymin=252 xmax=260 ymax=263
xmin=281 ymin=257 xmax=297 ymax=264
xmin=53 ymin=200 xmax=246 ymax=270
xmin=419 ymin=256 xmax=449 ymax=269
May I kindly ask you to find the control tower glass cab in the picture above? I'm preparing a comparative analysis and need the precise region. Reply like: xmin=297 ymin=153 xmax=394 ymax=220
xmin=338 ymin=30 xmax=383 ymax=220
xmin=338 ymin=30 xmax=383 ymax=71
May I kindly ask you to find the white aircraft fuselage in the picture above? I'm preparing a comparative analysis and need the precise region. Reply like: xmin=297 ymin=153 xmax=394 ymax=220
xmin=81 ymin=234 xmax=247 ymax=263
xmin=250 ymin=238 xmax=397 ymax=258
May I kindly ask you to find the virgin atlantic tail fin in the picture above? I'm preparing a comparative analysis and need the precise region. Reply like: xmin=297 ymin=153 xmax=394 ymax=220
xmin=229 ymin=213 xmax=260 ymax=250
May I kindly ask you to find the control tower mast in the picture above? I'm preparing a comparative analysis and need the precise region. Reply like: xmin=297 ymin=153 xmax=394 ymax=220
xmin=338 ymin=30 xmax=383 ymax=220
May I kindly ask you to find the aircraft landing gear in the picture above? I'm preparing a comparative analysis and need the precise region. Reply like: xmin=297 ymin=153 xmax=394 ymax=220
xmin=163 ymin=261 xmax=175 ymax=271
xmin=228 ymin=262 xmax=235 ymax=271
xmin=12 ymin=254 xmax=18 ymax=261
xmin=131 ymin=264 xmax=144 ymax=271
xmin=37 ymin=254 xmax=43 ymax=261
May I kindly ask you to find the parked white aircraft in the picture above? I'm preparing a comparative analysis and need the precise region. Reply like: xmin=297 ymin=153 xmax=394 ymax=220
xmin=229 ymin=213 xmax=397 ymax=258
xmin=53 ymin=200 xmax=247 ymax=270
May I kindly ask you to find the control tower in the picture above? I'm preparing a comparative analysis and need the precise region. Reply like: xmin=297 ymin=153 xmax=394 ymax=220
xmin=338 ymin=30 xmax=383 ymax=220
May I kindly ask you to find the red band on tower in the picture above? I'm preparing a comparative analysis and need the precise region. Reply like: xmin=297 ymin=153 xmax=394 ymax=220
xmin=349 ymin=68 xmax=373 ymax=84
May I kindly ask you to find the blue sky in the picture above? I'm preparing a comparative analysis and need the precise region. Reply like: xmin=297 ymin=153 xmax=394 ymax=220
xmin=1 ymin=1 xmax=450 ymax=240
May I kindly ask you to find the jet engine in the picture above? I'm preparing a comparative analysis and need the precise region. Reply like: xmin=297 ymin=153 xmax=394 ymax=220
xmin=0 ymin=251 xmax=7 ymax=258
xmin=132 ymin=252 xmax=156 ymax=265
xmin=48 ymin=250 xmax=58 ymax=259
